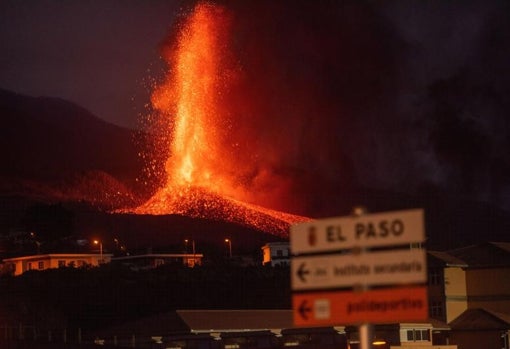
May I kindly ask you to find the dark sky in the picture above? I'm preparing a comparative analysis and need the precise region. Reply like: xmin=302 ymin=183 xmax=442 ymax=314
xmin=0 ymin=0 xmax=182 ymax=129
xmin=1 ymin=0 xmax=509 ymax=214
xmin=0 ymin=0 xmax=504 ymax=128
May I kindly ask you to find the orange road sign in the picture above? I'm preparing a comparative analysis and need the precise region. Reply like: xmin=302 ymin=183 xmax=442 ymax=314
xmin=293 ymin=285 xmax=428 ymax=326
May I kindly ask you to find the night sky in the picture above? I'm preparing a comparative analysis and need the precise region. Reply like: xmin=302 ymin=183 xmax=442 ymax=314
xmin=0 ymin=0 xmax=181 ymax=129
xmin=1 ymin=0 xmax=510 ymax=215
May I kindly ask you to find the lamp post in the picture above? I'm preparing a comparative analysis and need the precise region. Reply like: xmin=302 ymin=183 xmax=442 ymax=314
xmin=94 ymin=240 xmax=103 ymax=264
xmin=185 ymin=239 xmax=196 ymax=266
xmin=185 ymin=239 xmax=196 ymax=255
xmin=225 ymin=238 xmax=232 ymax=258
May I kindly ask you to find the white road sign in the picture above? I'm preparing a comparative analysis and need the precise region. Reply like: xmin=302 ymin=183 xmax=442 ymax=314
xmin=291 ymin=248 xmax=427 ymax=291
xmin=290 ymin=209 xmax=424 ymax=254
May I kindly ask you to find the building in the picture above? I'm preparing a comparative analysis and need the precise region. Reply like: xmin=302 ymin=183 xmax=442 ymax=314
xmin=92 ymin=309 xmax=349 ymax=349
xmin=3 ymin=253 xmax=112 ymax=276
xmin=2 ymin=251 xmax=204 ymax=276
xmin=348 ymin=242 xmax=510 ymax=349
xmin=112 ymin=253 xmax=203 ymax=269
xmin=428 ymin=242 xmax=510 ymax=349
xmin=346 ymin=320 xmax=454 ymax=349
xmin=261 ymin=242 xmax=290 ymax=266
xmin=449 ymin=308 xmax=510 ymax=349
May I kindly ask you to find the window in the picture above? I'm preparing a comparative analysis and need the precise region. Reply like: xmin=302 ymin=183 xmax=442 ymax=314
xmin=27 ymin=262 xmax=33 ymax=270
xmin=429 ymin=268 xmax=442 ymax=285
xmin=224 ymin=344 xmax=240 ymax=349
xmin=58 ymin=260 xmax=66 ymax=267
xmin=38 ymin=261 xmax=44 ymax=270
xmin=276 ymin=249 xmax=283 ymax=257
xmin=430 ymin=301 xmax=443 ymax=317
xmin=406 ymin=329 xmax=430 ymax=342
xmin=406 ymin=330 xmax=413 ymax=341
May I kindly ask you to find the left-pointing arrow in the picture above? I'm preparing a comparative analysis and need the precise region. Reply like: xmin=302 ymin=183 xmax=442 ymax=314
xmin=298 ymin=300 xmax=312 ymax=320
xmin=297 ymin=262 xmax=310 ymax=282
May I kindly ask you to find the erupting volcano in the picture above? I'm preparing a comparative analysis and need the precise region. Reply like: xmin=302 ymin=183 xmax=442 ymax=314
xmin=130 ymin=2 xmax=309 ymax=236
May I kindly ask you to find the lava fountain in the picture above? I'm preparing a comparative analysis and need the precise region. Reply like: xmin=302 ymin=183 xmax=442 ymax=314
xmin=131 ymin=2 xmax=309 ymax=236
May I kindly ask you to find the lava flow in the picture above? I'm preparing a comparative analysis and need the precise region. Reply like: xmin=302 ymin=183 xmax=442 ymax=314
xmin=130 ymin=2 xmax=309 ymax=236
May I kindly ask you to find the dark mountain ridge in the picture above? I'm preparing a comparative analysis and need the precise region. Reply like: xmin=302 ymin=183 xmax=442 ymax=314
xmin=0 ymin=88 xmax=509 ymax=254
xmin=0 ymin=89 xmax=288 ymax=256
xmin=0 ymin=88 xmax=144 ymax=184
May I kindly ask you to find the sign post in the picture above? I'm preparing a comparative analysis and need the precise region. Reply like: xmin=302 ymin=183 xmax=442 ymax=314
xmin=290 ymin=208 xmax=427 ymax=348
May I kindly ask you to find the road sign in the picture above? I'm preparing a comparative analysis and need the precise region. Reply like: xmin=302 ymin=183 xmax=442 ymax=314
xmin=293 ymin=285 xmax=428 ymax=326
xmin=291 ymin=248 xmax=426 ymax=291
xmin=290 ymin=209 xmax=424 ymax=254
xmin=290 ymin=209 xmax=428 ymax=327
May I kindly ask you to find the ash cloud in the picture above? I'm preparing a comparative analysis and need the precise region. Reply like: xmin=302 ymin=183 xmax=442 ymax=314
xmin=208 ymin=0 xmax=404 ymax=215
xmin=158 ymin=0 xmax=510 ymax=216
xmin=383 ymin=0 xmax=510 ymax=210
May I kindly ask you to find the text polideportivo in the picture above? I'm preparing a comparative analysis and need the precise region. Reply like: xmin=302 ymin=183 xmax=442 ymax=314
xmin=347 ymin=297 xmax=424 ymax=314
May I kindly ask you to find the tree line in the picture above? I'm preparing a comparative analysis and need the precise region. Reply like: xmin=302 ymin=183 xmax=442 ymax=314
xmin=0 ymin=262 xmax=291 ymax=332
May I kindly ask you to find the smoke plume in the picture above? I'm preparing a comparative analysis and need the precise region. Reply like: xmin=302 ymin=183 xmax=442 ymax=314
xmin=146 ymin=0 xmax=510 ymax=216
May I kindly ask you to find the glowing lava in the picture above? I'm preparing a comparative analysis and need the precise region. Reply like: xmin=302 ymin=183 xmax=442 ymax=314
xmin=132 ymin=2 xmax=309 ymax=236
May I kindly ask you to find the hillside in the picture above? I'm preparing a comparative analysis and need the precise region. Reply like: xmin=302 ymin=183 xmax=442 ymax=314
xmin=0 ymin=89 xmax=148 ymax=207
xmin=0 ymin=89 xmax=145 ymax=184
xmin=0 ymin=89 xmax=287 ymax=254
xmin=0 ymin=89 xmax=509 ymax=254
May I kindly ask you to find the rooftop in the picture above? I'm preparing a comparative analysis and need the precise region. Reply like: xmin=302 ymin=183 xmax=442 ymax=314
xmin=450 ymin=308 xmax=510 ymax=330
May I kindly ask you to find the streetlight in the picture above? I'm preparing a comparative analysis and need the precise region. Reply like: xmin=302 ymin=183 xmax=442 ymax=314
xmin=94 ymin=240 xmax=103 ymax=264
xmin=184 ymin=239 xmax=196 ymax=255
xmin=225 ymin=238 xmax=232 ymax=258
xmin=185 ymin=239 xmax=196 ymax=267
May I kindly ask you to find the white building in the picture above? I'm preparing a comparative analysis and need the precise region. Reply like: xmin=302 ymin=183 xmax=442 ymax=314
xmin=3 ymin=253 xmax=112 ymax=276
xmin=261 ymin=242 xmax=290 ymax=266
xmin=112 ymin=253 xmax=203 ymax=269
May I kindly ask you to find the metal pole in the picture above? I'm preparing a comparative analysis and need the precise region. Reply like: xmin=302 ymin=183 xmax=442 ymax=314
xmin=353 ymin=206 xmax=373 ymax=349
xmin=359 ymin=323 xmax=374 ymax=349
xmin=225 ymin=239 xmax=232 ymax=257
xmin=94 ymin=240 xmax=103 ymax=264
xmin=192 ymin=240 xmax=196 ymax=266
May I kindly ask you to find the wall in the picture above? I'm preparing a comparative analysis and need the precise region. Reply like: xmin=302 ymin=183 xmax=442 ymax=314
xmin=465 ymin=267 xmax=510 ymax=314
xmin=450 ymin=330 xmax=502 ymax=349
xmin=443 ymin=267 xmax=467 ymax=323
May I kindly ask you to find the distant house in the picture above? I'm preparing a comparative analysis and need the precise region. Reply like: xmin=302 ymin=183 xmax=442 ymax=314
xmin=427 ymin=242 xmax=510 ymax=349
xmin=91 ymin=309 xmax=348 ymax=348
xmin=3 ymin=253 xmax=112 ymax=276
xmin=112 ymin=253 xmax=203 ymax=269
xmin=346 ymin=319 xmax=454 ymax=349
xmin=92 ymin=309 xmax=454 ymax=349
xmin=261 ymin=242 xmax=290 ymax=266
xmin=449 ymin=308 xmax=510 ymax=349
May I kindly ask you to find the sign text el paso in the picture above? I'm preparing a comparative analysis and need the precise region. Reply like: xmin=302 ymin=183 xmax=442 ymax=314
xmin=291 ymin=208 xmax=424 ymax=254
